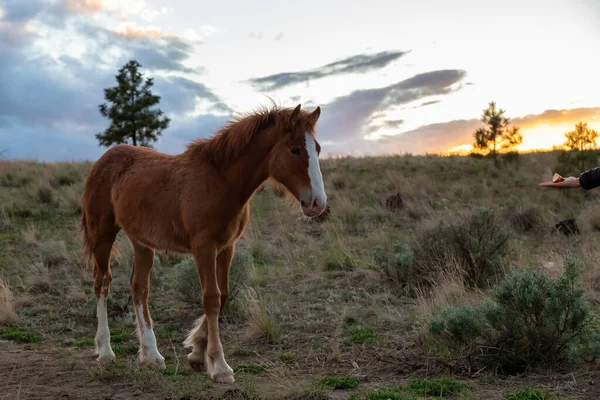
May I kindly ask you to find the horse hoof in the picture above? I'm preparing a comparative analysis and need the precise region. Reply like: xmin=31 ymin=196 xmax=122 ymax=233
xmin=187 ymin=352 xmax=204 ymax=371
xmin=140 ymin=354 xmax=166 ymax=369
xmin=212 ymin=372 xmax=235 ymax=384
xmin=97 ymin=353 xmax=116 ymax=365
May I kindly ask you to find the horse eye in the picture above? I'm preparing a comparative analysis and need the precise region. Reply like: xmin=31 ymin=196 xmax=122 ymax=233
xmin=291 ymin=147 xmax=300 ymax=155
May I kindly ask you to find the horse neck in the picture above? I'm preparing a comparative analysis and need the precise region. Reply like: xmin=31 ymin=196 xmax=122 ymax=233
xmin=220 ymin=133 xmax=276 ymax=205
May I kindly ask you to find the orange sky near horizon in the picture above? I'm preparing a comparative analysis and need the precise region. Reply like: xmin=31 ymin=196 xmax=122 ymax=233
xmin=447 ymin=121 xmax=600 ymax=155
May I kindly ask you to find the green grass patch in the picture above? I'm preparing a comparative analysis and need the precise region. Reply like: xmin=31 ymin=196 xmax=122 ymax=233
xmin=347 ymin=326 xmax=377 ymax=344
xmin=319 ymin=377 xmax=360 ymax=390
xmin=110 ymin=327 xmax=133 ymax=343
xmin=156 ymin=324 xmax=181 ymax=340
xmin=233 ymin=363 xmax=267 ymax=374
xmin=73 ymin=338 xmax=95 ymax=347
xmin=113 ymin=345 xmax=138 ymax=356
xmin=278 ymin=352 xmax=297 ymax=362
xmin=403 ymin=377 xmax=467 ymax=396
xmin=364 ymin=390 xmax=409 ymax=400
xmin=504 ymin=389 xmax=552 ymax=400
xmin=0 ymin=326 xmax=43 ymax=343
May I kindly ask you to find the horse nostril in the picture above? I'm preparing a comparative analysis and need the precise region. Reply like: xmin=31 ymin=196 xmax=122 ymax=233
xmin=301 ymin=200 xmax=307 ymax=208
xmin=312 ymin=198 xmax=318 ymax=209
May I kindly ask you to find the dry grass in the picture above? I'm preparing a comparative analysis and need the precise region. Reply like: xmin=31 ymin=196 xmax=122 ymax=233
xmin=0 ymin=278 xmax=16 ymax=324
xmin=413 ymin=270 xmax=485 ymax=328
xmin=39 ymin=239 xmax=69 ymax=267
xmin=242 ymin=288 xmax=282 ymax=344
xmin=21 ymin=225 xmax=42 ymax=245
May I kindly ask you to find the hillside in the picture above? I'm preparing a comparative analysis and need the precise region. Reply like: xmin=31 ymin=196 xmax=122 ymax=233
xmin=1 ymin=152 xmax=600 ymax=400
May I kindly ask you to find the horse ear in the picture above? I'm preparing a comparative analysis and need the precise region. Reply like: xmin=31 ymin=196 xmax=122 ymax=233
xmin=290 ymin=104 xmax=301 ymax=120
xmin=308 ymin=106 xmax=321 ymax=124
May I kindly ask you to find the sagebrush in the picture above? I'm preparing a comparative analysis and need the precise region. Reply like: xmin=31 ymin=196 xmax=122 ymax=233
xmin=425 ymin=254 xmax=600 ymax=372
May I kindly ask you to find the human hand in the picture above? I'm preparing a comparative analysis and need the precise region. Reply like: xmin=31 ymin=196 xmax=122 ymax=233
xmin=538 ymin=176 xmax=581 ymax=188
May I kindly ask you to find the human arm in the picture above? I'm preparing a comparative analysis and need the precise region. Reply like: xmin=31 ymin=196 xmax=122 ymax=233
xmin=538 ymin=167 xmax=600 ymax=189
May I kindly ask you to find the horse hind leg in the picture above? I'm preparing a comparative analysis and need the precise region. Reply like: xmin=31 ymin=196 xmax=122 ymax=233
xmin=92 ymin=230 xmax=119 ymax=364
xmin=130 ymin=240 xmax=165 ymax=369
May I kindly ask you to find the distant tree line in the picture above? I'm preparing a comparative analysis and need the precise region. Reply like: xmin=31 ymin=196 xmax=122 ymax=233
xmin=471 ymin=101 xmax=598 ymax=171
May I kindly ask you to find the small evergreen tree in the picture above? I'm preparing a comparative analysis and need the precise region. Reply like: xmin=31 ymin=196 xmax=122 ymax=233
xmin=563 ymin=121 xmax=599 ymax=171
xmin=96 ymin=60 xmax=170 ymax=147
xmin=473 ymin=102 xmax=522 ymax=164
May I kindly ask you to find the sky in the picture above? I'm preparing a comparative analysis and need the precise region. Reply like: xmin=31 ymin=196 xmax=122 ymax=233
xmin=1 ymin=0 xmax=599 ymax=161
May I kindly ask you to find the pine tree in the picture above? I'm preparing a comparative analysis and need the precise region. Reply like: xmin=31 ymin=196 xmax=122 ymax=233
xmin=473 ymin=102 xmax=522 ymax=163
xmin=96 ymin=60 xmax=170 ymax=147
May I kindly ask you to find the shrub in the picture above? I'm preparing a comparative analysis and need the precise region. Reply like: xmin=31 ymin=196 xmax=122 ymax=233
xmin=425 ymin=254 xmax=600 ymax=372
xmin=37 ymin=181 xmax=54 ymax=204
xmin=508 ymin=206 xmax=540 ymax=233
xmin=375 ymin=208 xmax=509 ymax=289
xmin=419 ymin=207 xmax=509 ymax=288
xmin=173 ymin=246 xmax=253 ymax=320
xmin=372 ymin=243 xmax=417 ymax=286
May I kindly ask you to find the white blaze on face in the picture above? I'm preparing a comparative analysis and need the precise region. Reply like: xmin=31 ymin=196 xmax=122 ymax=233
xmin=304 ymin=133 xmax=326 ymax=207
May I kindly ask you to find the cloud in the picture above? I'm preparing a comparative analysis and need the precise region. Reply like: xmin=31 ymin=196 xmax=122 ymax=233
xmin=316 ymin=69 xmax=467 ymax=143
xmin=153 ymin=76 xmax=230 ymax=115
xmin=419 ymin=100 xmax=440 ymax=107
xmin=383 ymin=119 xmax=405 ymax=129
xmin=249 ymin=50 xmax=408 ymax=91
xmin=377 ymin=119 xmax=482 ymax=155
xmin=63 ymin=0 xmax=103 ymax=14
xmin=514 ymin=108 xmax=600 ymax=128
xmin=377 ymin=107 xmax=600 ymax=155
xmin=0 ymin=0 xmax=231 ymax=161
xmin=75 ymin=23 xmax=203 ymax=74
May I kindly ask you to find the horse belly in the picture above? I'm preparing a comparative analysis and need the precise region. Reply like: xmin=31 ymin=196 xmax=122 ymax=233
xmin=116 ymin=206 xmax=190 ymax=253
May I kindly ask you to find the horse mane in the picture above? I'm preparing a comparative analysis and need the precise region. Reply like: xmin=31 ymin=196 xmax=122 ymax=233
xmin=183 ymin=105 xmax=316 ymax=165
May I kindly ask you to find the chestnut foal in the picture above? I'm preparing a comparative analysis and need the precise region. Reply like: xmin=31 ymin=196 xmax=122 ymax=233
xmin=80 ymin=104 xmax=326 ymax=383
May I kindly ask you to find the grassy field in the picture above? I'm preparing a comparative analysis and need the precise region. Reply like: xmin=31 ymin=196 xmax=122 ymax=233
xmin=2 ymin=151 xmax=600 ymax=399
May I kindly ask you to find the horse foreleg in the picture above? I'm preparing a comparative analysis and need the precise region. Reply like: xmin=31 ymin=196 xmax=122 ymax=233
xmin=190 ymin=241 xmax=234 ymax=384
xmin=130 ymin=241 xmax=165 ymax=369
xmin=183 ymin=245 xmax=233 ymax=371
